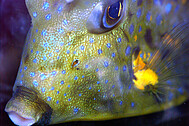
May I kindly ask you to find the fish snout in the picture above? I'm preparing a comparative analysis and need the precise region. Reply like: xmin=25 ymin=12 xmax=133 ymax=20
xmin=5 ymin=86 xmax=52 ymax=126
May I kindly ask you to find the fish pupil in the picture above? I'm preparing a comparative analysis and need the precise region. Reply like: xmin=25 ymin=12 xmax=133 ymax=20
xmin=108 ymin=1 xmax=122 ymax=19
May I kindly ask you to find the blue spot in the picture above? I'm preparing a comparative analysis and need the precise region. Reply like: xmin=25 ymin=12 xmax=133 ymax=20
xmin=68 ymin=42 xmax=71 ymax=46
xmin=146 ymin=11 xmax=151 ymax=22
xmin=140 ymin=53 xmax=144 ymax=58
xmin=96 ymin=68 xmax=99 ymax=72
xmin=156 ymin=14 xmax=162 ymax=25
xmin=68 ymin=85 xmax=70 ymax=87
xmin=49 ymin=53 xmax=52 ymax=57
xmin=47 ymin=96 xmax=52 ymax=101
xmin=40 ymin=74 xmax=47 ymax=80
xmin=125 ymin=46 xmax=131 ymax=56
xmin=43 ymin=2 xmax=49 ymax=10
xmin=136 ymin=8 xmax=142 ymax=18
xmin=128 ymin=84 xmax=132 ymax=90
xmin=115 ymin=66 xmax=118 ymax=71
xmin=41 ymin=87 xmax=45 ymax=93
xmin=131 ymin=102 xmax=135 ymax=107
xmin=112 ymin=94 xmax=115 ymax=97
xmin=112 ymin=85 xmax=115 ymax=88
xmin=36 ymin=51 xmax=39 ymax=54
xmin=56 ymin=101 xmax=59 ymax=104
xmin=36 ymin=29 xmax=38 ymax=33
xmin=43 ymin=56 xmax=47 ymax=60
xmin=20 ymin=68 xmax=22 ymax=73
xmin=57 ymin=91 xmax=59 ymax=94
xmin=33 ymin=12 xmax=37 ymax=18
xmin=174 ymin=5 xmax=180 ymax=13
xmin=117 ymin=38 xmax=121 ymax=43
xmin=24 ymin=66 xmax=27 ymax=70
xmin=57 ymin=5 xmax=63 ymax=13
xmin=41 ymin=30 xmax=47 ymax=36
xmin=94 ymin=98 xmax=96 ymax=100
xmin=165 ymin=3 xmax=172 ymax=14
xmin=45 ymin=14 xmax=51 ymax=20
xmin=89 ymin=87 xmax=92 ymax=90
xmin=51 ymin=87 xmax=55 ymax=90
xmin=132 ymin=0 xmax=136 ymax=2
xmin=79 ymin=93 xmax=82 ymax=96
xmin=33 ymin=80 xmax=38 ymax=87
xmin=178 ymin=87 xmax=183 ymax=94
xmin=73 ymin=51 xmax=76 ymax=54
xmin=64 ymin=93 xmax=66 ymax=96
xmin=85 ymin=64 xmax=89 ymax=68
xmin=58 ymin=28 xmax=64 ymax=33
xmin=60 ymin=42 xmax=64 ymax=46
xmin=97 ymin=81 xmax=100 ymax=84
xmin=68 ymin=98 xmax=71 ymax=101
xmin=98 ymin=49 xmax=102 ymax=54
xmin=89 ymin=38 xmax=94 ymax=43
xmin=106 ymin=43 xmax=111 ymax=48
xmin=33 ymin=59 xmax=37 ymax=63
xmin=139 ymin=26 xmax=142 ymax=32
xmin=168 ymin=92 xmax=173 ymax=101
xmin=166 ymin=80 xmax=172 ymax=85
xmin=82 ymin=75 xmax=85 ymax=78
xmin=62 ymin=70 xmax=66 ymax=74
xmin=104 ymin=61 xmax=109 ymax=67
xmin=80 ymin=45 xmax=85 ymax=50
xmin=112 ymin=53 xmax=115 ymax=58
xmin=74 ymin=108 xmax=78 ymax=113
xmin=74 ymin=76 xmax=78 ymax=80
xmin=120 ymin=101 xmax=123 ymax=105
xmin=63 ymin=20 xmax=68 ymax=25
xmin=129 ymin=24 xmax=134 ymax=34
xmin=98 ymin=89 xmax=100 ymax=92
xmin=51 ymin=71 xmax=57 ymax=76
xmin=20 ymin=81 xmax=23 ymax=84
xmin=67 ymin=50 xmax=70 ymax=54
xmin=105 ymin=80 xmax=108 ymax=84
xmin=153 ymin=0 xmax=158 ymax=5
xmin=123 ymin=65 xmax=127 ymax=71
xmin=61 ymin=80 xmax=64 ymax=85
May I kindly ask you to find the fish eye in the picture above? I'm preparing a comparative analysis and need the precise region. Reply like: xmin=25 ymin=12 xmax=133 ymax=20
xmin=86 ymin=0 xmax=126 ymax=34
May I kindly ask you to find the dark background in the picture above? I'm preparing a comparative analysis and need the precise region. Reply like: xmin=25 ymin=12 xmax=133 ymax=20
xmin=0 ymin=0 xmax=189 ymax=126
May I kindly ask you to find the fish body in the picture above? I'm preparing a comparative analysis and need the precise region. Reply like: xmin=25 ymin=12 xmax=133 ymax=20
xmin=5 ymin=0 xmax=189 ymax=125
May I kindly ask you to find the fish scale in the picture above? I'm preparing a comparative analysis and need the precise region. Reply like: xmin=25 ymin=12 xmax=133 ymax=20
xmin=5 ymin=0 xmax=189 ymax=125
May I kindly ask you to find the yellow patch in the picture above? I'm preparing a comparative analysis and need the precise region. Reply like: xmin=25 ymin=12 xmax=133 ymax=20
xmin=134 ymin=35 xmax=137 ymax=41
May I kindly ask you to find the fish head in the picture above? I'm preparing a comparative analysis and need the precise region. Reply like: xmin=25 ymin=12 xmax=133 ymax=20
xmin=5 ymin=0 xmax=131 ymax=125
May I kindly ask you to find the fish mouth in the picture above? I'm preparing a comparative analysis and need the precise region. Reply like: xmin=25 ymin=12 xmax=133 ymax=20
xmin=5 ymin=86 xmax=52 ymax=126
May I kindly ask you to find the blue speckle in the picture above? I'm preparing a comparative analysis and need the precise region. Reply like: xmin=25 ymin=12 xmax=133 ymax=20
xmin=55 ymin=49 xmax=59 ymax=53
xmin=20 ymin=81 xmax=23 ymax=84
xmin=51 ymin=87 xmax=55 ymax=90
xmin=68 ymin=98 xmax=71 ymax=101
xmin=89 ymin=87 xmax=92 ymax=90
xmin=74 ymin=108 xmax=79 ymax=113
xmin=60 ymin=42 xmax=64 ymax=46
xmin=125 ymin=46 xmax=131 ymax=56
xmin=112 ymin=53 xmax=115 ymax=58
xmin=33 ymin=12 xmax=37 ymax=18
xmin=40 ymin=74 xmax=47 ymax=80
xmin=80 ymin=45 xmax=85 ymax=50
xmin=128 ymin=84 xmax=132 ymax=90
xmin=174 ymin=5 xmax=180 ymax=13
xmin=132 ymin=0 xmax=136 ymax=2
xmin=104 ymin=61 xmax=109 ymax=67
xmin=68 ymin=85 xmax=70 ymax=87
xmin=43 ymin=56 xmax=47 ymax=60
xmin=57 ymin=5 xmax=63 ymax=13
xmin=64 ymin=93 xmax=66 ymax=96
xmin=98 ymin=49 xmax=102 ymax=54
xmin=57 ymin=91 xmax=59 ymax=94
xmin=117 ymin=38 xmax=121 ymax=43
xmin=146 ymin=11 xmax=151 ymax=22
xmin=139 ymin=26 xmax=142 ymax=32
xmin=47 ymin=96 xmax=52 ymax=101
xmin=45 ymin=14 xmax=51 ymax=20
xmin=129 ymin=24 xmax=134 ymax=34
xmin=41 ymin=30 xmax=47 ymax=36
xmin=58 ymin=28 xmax=64 ymax=33
xmin=97 ymin=81 xmax=100 ymax=84
xmin=20 ymin=68 xmax=22 ymax=73
xmin=165 ymin=3 xmax=172 ymax=14
xmin=82 ymin=75 xmax=85 ymax=78
xmin=43 ymin=2 xmax=49 ymax=10
xmin=94 ymin=98 xmax=96 ymax=100
xmin=112 ymin=85 xmax=115 ymax=88
xmin=140 ymin=53 xmax=144 ymax=58
xmin=56 ymin=101 xmax=59 ymax=104
xmin=89 ymin=38 xmax=94 ymax=43
xmin=33 ymin=80 xmax=38 ymax=87
xmin=106 ymin=43 xmax=111 ymax=48
xmin=63 ymin=20 xmax=68 ymax=25
xmin=36 ymin=29 xmax=38 ymax=33
xmin=168 ymin=92 xmax=173 ymax=101
xmin=24 ymin=66 xmax=27 ymax=70
xmin=36 ymin=51 xmax=39 ymax=54
xmin=98 ymin=89 xmax=100 ymax=92
xmin=120 ymin=101 xmax=123 ymax=105
xmin=96 ymin=68 xmax=99 ymax=72
xmin=131 ymin=102 xmax=135 ymax=107
xmin=74 ymin=76 xmax=78 ymax=80
xmin=62 ymin=70 xmax=66 ymax=74
xmin=136 ymin=8 xmax=142 ymax=18
xmin=105 ymin=80 xmax=108 ymax=84
xmin=115 ymin=66 xmax=118 ymax=71
xmin=67 ymin=50 xmax=70 ymax=54
xmin=61 ymin=80 xmax=64 ymax=85
xmin=41 ymin=87 xmax=45 ymax=93
xmin=33 ymin=59 xmax=37 ymax=63
xmin=73 ymin=51 xmax=76 ymax=54
xmin=178 ymin=87 xmax=183 ymax=94
xmin=123 ymin=65 xmax=127 ymax=71
xmin=153 ymin=0 xmax=158 ymax=5
xmin=79 ymin=93 xmax=82 ymax=96
xmin=51 ymin=71 xmax=57 ymax=76
xmin=166 ymin=80 xmax=172 ymax=85
xmin=156 ymin=14 xmax=162 ymax=25
xmin=85 ymin=64 xmax=89 ymax=68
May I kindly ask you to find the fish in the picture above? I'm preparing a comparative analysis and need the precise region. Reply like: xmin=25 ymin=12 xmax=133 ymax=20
xmin=4 ymin=0 xmax=189 ymax=125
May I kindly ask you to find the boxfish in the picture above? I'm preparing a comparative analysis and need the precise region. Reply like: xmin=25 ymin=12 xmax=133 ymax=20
xmin=5 ymin=0 xmax=189 ymax=125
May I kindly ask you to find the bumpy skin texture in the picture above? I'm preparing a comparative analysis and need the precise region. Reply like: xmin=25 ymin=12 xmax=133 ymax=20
xmin=5 ymin=0 xmax=189 ymax=125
